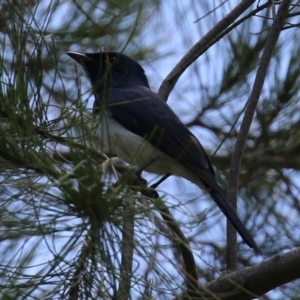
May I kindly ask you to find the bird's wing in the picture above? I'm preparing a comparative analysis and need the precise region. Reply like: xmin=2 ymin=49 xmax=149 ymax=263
xmin=102 ymin=85 xmax=218 ymax=188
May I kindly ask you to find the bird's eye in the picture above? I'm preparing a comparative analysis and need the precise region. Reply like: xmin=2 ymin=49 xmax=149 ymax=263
xmin=110 ymin=56 xmax=117 ymax=62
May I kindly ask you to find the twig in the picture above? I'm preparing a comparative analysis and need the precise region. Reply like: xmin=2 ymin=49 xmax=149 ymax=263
xmin=226 ymin=0 xmax=291 ymax=270
xmin=115 ymin=198 xmax=135 ymax=300
xmin=156 ymin=200 xmax=198 ymax=297
xmin=157 ymin=0 xmax=256 ymax=101
xmin=68 ymin=227 xmax=95 ymax=300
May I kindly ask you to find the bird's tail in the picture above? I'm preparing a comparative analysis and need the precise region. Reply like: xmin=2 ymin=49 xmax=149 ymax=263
xmin=209 ymin=188 xmax=260 ymax=253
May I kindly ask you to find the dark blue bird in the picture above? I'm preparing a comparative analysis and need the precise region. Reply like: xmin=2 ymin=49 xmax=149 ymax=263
xmin=67 ymin=51 xmax=259 ymax=252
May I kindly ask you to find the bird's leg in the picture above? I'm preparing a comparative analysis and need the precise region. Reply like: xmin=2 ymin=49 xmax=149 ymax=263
xmin=134 ymin=157 xmax=158 ymax=184
xmin=150 ymin=173 xmax=171 ymax=189
xmin=134 ymin=159 xmax=171 ymax=198
xmin=124 ymin=157 xmax=159 ymax=198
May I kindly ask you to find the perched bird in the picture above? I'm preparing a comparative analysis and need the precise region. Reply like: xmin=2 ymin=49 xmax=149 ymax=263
xmin=67 ymin=51 xmax=259 ymax=252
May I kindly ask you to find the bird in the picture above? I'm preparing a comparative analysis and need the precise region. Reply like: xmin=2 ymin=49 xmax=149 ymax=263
xmin=66 ymin=51 xmax=260 ymax=253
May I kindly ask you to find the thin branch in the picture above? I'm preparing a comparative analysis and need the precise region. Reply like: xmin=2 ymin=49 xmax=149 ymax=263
xmin=156 ymin=201 xmax=199 ymax=297
xmin=115 ymin=198 xmax=135 ymax=300
xmin=226 ymin=0 xmax=291 ymax=269
xmin=192 ymin=1 xmax=275 ymax=74
xmin=68 ymin=227 xmax=95 ymax=300
xmin=157 ymin=0 xmax=256 ymax=101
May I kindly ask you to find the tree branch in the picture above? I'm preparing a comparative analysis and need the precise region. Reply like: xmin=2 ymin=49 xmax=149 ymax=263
xmin=226 ymin=0 xmax=291 ymax=269
xmin=156 ymin=201 xmax=198 ymax=297
xmin=206 ymin=248 xmax=300 ymax=300
xmin=157 ymin=0 xmax=256 ymax=101
xmin=115 ymin=198 xmax=135 ymax=300
xmin=68 ymin=227 xmax=95 ymax=300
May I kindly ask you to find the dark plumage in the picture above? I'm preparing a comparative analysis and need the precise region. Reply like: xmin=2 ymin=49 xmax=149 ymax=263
xmin=67 ymin=51 xmax=260 ymax=253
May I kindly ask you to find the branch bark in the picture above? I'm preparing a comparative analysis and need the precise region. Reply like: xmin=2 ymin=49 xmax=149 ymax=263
xmin=206 ymin=248 xmax=300 ymax=300
xmin=176 ymin=248 xmax=300 ymax=299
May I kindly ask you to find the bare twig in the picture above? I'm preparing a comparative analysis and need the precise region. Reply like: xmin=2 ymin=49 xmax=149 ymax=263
xmin=226 ymin=0 xmax=291 ymax=269
xmin=157 ymin=0 xmax=256 ymax=101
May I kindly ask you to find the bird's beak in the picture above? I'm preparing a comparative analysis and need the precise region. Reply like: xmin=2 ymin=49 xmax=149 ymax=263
xmin=66 ymin=51 xmax=94 ymax=65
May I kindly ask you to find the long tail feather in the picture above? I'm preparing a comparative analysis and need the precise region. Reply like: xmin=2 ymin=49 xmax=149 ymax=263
xmin=209 ymin=189 xmax=260 ymax=253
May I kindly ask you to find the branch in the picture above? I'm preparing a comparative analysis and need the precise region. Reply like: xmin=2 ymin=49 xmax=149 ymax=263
xmin=68 ymin=227 xmax=95 ymax=300
xmin=176 ymin=247 xmax=300 ymax=299
xmin=226 ymin=0 xmax=291 ymax=269
xmin=157 ymin=0 xmax=256 ymax=101
xmin=156 ymin=201 xmax=198 ymax=297
xmin=115 ymin=198 xmax=135 ymax=300
xmin=206 ymin=248 xmax=300 ymax=300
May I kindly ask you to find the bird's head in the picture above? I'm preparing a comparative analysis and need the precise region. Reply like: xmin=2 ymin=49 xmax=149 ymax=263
xmin=66 ymin=51 xmax=150 ymax=91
